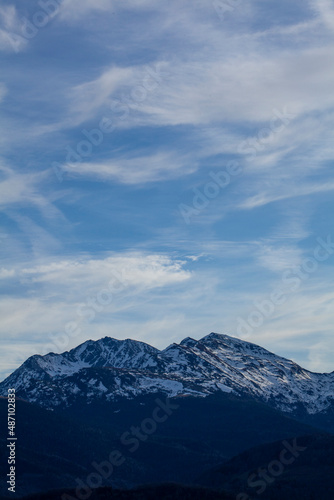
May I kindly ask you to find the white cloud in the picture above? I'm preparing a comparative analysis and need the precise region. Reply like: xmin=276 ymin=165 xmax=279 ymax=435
xmin=18 ymin=252 xmax=190 ymax=291
xmin=0 ymin=167 xmax=41 ymax=207
xmin=143 ymin=47 xmax=334 ymax=127
xmin=0 ymin=251 xmax=190 ymax=321
xmin=63 ymin=150 xmax=197 ymax=184
xmin=67 ymin=66 xmax=134 ymax=126
xmin=0 ymin=268 xmax=15 ymax=279
xmin=311 ymin=0 xmax=334 ymax=31
xmin=239 ymin=180 xmax=334 ymax=210
xmin=59 ymin=0 xmax=166 ymax=22
xmin=0 ymin=251 xmax=192 ymax=377
xmin=1 ymin=247 xmax=334 ymax=378
xmin=63 ymin=44 xmax=334 ymax=130
xmin=232 ymin=277 xmax=334 ymax=373
xmin=0 ymin=164 xmax=69 ymax=259
xmin=0 ymin=5 xmax=27 ymax=52
xmin=0 ymin=164 xmax=64 ymax=219
xmin=307 ymin=340 xmax=333 ymax=372
xmin=58 ymin=0 xmax=112 ymax=21
xmin=256 ymin=245 xmax=304 ymax=273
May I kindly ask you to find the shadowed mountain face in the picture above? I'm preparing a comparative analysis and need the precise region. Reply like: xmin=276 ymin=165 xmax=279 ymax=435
xmin=0 ymin=333 xmax=333 ymax=421
xmin=0 ymin=394 xmax=324 ymax=499
xmin=198 ymin=433 xmax=334 ymax=500
xmin=0 ymin=334 xmax=333 ymax=499
xmin=8 ymin=484 xmax=236 ymax=500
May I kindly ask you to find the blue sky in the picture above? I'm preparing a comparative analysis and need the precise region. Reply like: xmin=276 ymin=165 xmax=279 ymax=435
xmin=1 ymin=0 xmax=334 ymax=380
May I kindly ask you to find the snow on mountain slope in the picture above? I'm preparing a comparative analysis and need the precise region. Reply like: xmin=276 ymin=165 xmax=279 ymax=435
xmin=169 ymin=333 xmax=334 ymax=414
xmin=1 ymin=337 xmax=160 ymax=392
xmin=0 ymin=337 xmax=161 ymax=402
xmin=0 ymin=333 xmax=333 ymax=415
xmin=65 ymin=337 xmax=160 ymax=371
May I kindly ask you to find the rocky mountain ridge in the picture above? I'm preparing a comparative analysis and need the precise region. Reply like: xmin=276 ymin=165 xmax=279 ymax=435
xmin=0 ymin=333 xmax=333 ymax=415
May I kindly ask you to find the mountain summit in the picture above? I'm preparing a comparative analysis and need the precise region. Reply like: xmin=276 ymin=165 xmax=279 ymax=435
xmin=0 ymin=333 xmax=333 ymax=416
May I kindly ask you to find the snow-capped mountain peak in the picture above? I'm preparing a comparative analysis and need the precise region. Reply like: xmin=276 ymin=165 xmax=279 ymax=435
xmin=0 ymin=333 xmax=333 ymax=416
xmin=66 ymin=336 xmax=160 ymax=370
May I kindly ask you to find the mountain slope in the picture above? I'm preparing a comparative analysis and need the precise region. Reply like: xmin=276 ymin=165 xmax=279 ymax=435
xmin=0 ymin=394 xmax=323 ymax=498
xmin=10 ymin=484 xmax=236 ymax=500
xmin=198 ymin=433 xmax=334 ymax=500
xmin=0 ymin=333 xmax=333 ymax=417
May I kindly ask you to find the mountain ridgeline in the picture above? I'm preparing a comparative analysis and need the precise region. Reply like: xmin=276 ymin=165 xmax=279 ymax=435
xmin=0 ymin=333 xmax=333 ymax=423
xmin=0 ymin=333 xmax=334 ymax=499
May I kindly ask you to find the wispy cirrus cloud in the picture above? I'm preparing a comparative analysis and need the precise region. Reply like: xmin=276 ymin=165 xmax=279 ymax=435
xmin=311 ymin=0 xmax=334 ymax=30
xmin=0 ymin=4 xmax=27 ymax=52
xmin=62 ymin=150 xmax=198 ymax=184
xmin=59 ymin=0 xmax=158 ymax=22
xmin=0 ymin=164 xmax=63 ymax=219
xmin=49 ymin=45 xmax=334 ymax=132
xmin=0 ymin=251 xmax=191 ymax=378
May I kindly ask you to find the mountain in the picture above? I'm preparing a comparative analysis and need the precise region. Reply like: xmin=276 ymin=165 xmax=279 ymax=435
xmin=1 ymin=333 xmax=333 ymax=498
xmin=0 ymin=393 xmax=323 ymax=498
xmin=198 ymin=433 xmax=334 ymax=500
xmin=8 ymin=484 xmax=236 ymax=500
xmin=1 ymin=333 xmax=333 ymax=420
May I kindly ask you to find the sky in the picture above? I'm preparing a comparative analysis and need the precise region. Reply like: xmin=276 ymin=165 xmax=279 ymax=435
xmin=0 ymin=0 xmax=334 ymax=381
